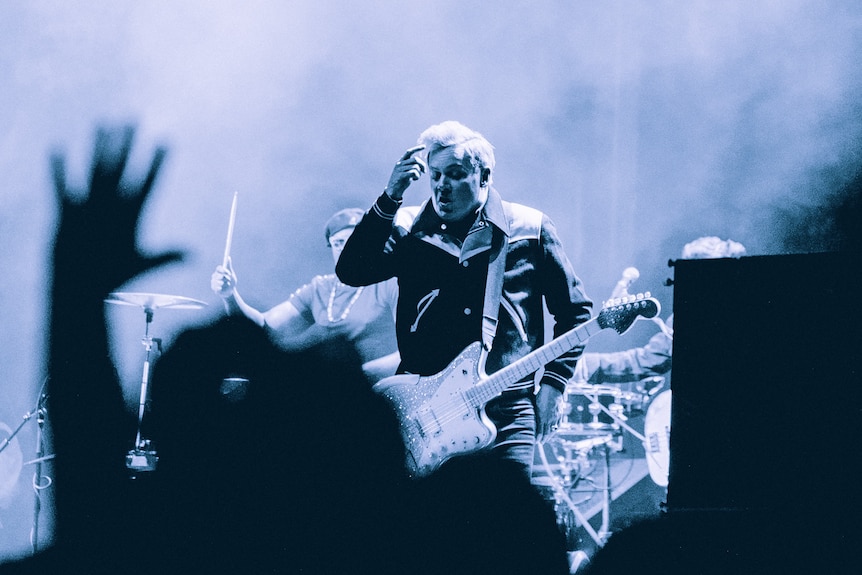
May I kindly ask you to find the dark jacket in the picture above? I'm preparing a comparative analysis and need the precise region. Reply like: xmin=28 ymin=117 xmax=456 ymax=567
xmin=336 ymin=188 xmax=593 ymax=393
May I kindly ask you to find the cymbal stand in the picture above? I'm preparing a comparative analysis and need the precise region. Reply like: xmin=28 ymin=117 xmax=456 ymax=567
xmin=103 ymin=293 xmax=206 ymax=476
xmin=126 ymin=306 xmax=161 ymax=475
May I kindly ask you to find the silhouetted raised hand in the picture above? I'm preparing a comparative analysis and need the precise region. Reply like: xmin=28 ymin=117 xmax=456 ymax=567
xmin=43 ymin=125 xmax=182 ymax=575
xmin=50 ymin=126 xmax=183 ymax=297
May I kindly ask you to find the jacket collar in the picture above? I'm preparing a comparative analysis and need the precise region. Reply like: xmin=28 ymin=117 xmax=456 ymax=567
xmin=481 ymin=187 xmax=509 ymax=236
xmin=409 ymin=188 xmax=509 ymax=262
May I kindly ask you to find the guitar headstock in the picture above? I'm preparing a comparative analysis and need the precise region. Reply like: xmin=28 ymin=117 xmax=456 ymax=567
xmin=597 ymin=292 xmax=660 ymax=335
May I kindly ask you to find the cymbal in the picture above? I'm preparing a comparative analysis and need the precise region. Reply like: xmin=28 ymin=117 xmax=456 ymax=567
xmin=105 ymin=292 xmax=208 ymax=311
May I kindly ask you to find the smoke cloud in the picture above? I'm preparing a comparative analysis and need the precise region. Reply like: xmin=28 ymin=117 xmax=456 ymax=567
xmin=1 ymin=0 xmax=861 ymax=558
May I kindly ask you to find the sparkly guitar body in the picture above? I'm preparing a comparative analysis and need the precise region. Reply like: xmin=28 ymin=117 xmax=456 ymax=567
xmin=373 ymin=294 xmax=660 ymax=478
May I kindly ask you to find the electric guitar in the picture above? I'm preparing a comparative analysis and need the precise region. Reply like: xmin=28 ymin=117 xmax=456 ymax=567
xmin=373 ymin=293 xmax=661 ymax=478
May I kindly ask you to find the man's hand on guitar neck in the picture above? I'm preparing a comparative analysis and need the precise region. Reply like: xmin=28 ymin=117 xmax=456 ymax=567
xmin=535 ymin=384 xmax=563 ymax=442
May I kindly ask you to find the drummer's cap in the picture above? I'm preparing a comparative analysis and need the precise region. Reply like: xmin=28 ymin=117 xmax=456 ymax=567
xmin=324 ymin=208 xmax=365 ymax=246
xmin=681 ymin=236 xmax=746 ymax=260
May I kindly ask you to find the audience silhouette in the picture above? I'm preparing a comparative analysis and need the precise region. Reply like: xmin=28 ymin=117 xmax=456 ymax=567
xmin=1 ymin=125 xmax=573 ymax=575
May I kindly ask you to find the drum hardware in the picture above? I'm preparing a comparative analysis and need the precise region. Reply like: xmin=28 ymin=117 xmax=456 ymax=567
xmin=220 ymin=377 xmax=251 ymax=403
xmin=565 ymin=383 xmax=649 ymax=430
xmin=588 ymin=400 xmax=618 ymax=427
xmin=536 ymin=378 xmax=667 ymax=557
xmin=547 ymin=436 xmax=589 ymax=490
xmin=23 ymin=454 xmax=55 ymax=465
xmin=1 ymin=380 xmax=52 ymax=553
xmin=105 ymin=292 xmax=207 ymax=475
xmin=564 ymin=382 xmax=651 ymax=451
xmin=606 ymin=401 xmax=625 ymax=422
xmin=639 ymin=375 xmax=666 ymax=397
xmin=559 ymin=385 xmax=630 ymax=453
xmin=537 ymin=431 xmax=614 ymax=549
xmin=545 ymin=430 xmax=618 ymax=494
xmin=0 ymin=392 xmax=45 ymax=457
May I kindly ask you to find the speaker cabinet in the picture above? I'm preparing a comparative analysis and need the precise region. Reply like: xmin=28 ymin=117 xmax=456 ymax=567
xmin=666 ymin=252 xmax=862 ymax=521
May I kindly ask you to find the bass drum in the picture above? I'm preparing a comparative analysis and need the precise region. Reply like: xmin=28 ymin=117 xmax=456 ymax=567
xmin=643 ymin=390 xmax=671 ymax=487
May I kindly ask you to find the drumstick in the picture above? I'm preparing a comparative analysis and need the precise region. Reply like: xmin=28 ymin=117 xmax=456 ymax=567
xmin=223 ymin=192 xmax=238 ymax=267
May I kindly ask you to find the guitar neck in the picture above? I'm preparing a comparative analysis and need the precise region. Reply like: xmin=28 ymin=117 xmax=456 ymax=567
xmin=466 ymin=317 xmax=603 ymax=406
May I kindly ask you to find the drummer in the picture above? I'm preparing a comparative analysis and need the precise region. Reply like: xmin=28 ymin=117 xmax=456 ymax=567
xmin=210 ymin=208 xmax=400 ymax=383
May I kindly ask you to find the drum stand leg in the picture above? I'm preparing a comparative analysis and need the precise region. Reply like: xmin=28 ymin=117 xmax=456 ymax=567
xmin=598 ymin=443 xmax=611 ymax=541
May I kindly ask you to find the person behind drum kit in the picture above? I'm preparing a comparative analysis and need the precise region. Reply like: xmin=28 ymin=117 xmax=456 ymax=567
xmin=573 ymin=236 xmax=747 ymax=386
xmin=335 ymin=120 xmax=594 ymax=477
xmin=210 ymin=207 xmax=401 ymax=382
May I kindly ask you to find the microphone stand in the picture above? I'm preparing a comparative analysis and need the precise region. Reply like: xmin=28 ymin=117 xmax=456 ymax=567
xmin=1 ymin=383 xmax=53 ymax=555
xmin=0 ymin=402 xmax=38 ymax=456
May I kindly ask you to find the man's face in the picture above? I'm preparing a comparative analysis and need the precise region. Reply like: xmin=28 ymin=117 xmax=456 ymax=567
xmin=427 ymin=147 xmax=487 ymax=223
xmin=329 ymin=228 xmax=354 ymax=265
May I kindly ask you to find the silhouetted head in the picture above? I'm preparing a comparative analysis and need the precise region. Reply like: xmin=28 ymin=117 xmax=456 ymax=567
xmin=681 ymin=236 xmax=746 ymax=259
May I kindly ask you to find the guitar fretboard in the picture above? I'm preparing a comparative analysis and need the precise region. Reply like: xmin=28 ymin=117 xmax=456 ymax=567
xmin=465 ymin=317 xmax=603 ymax=406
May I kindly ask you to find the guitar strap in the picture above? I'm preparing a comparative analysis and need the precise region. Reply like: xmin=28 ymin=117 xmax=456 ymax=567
xmin=481 ymin=227 xmax=508 ymax=352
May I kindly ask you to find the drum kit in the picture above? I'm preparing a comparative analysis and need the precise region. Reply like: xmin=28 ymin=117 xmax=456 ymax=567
xmin=534 ymin=376 xmax=669 ymax=550
xmin=103 ymin=292 xmax=207 ymax=474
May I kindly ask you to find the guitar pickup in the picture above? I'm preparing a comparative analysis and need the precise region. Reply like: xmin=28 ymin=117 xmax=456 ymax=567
xmin=413 ymin=409 xmax=443 ymax=438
